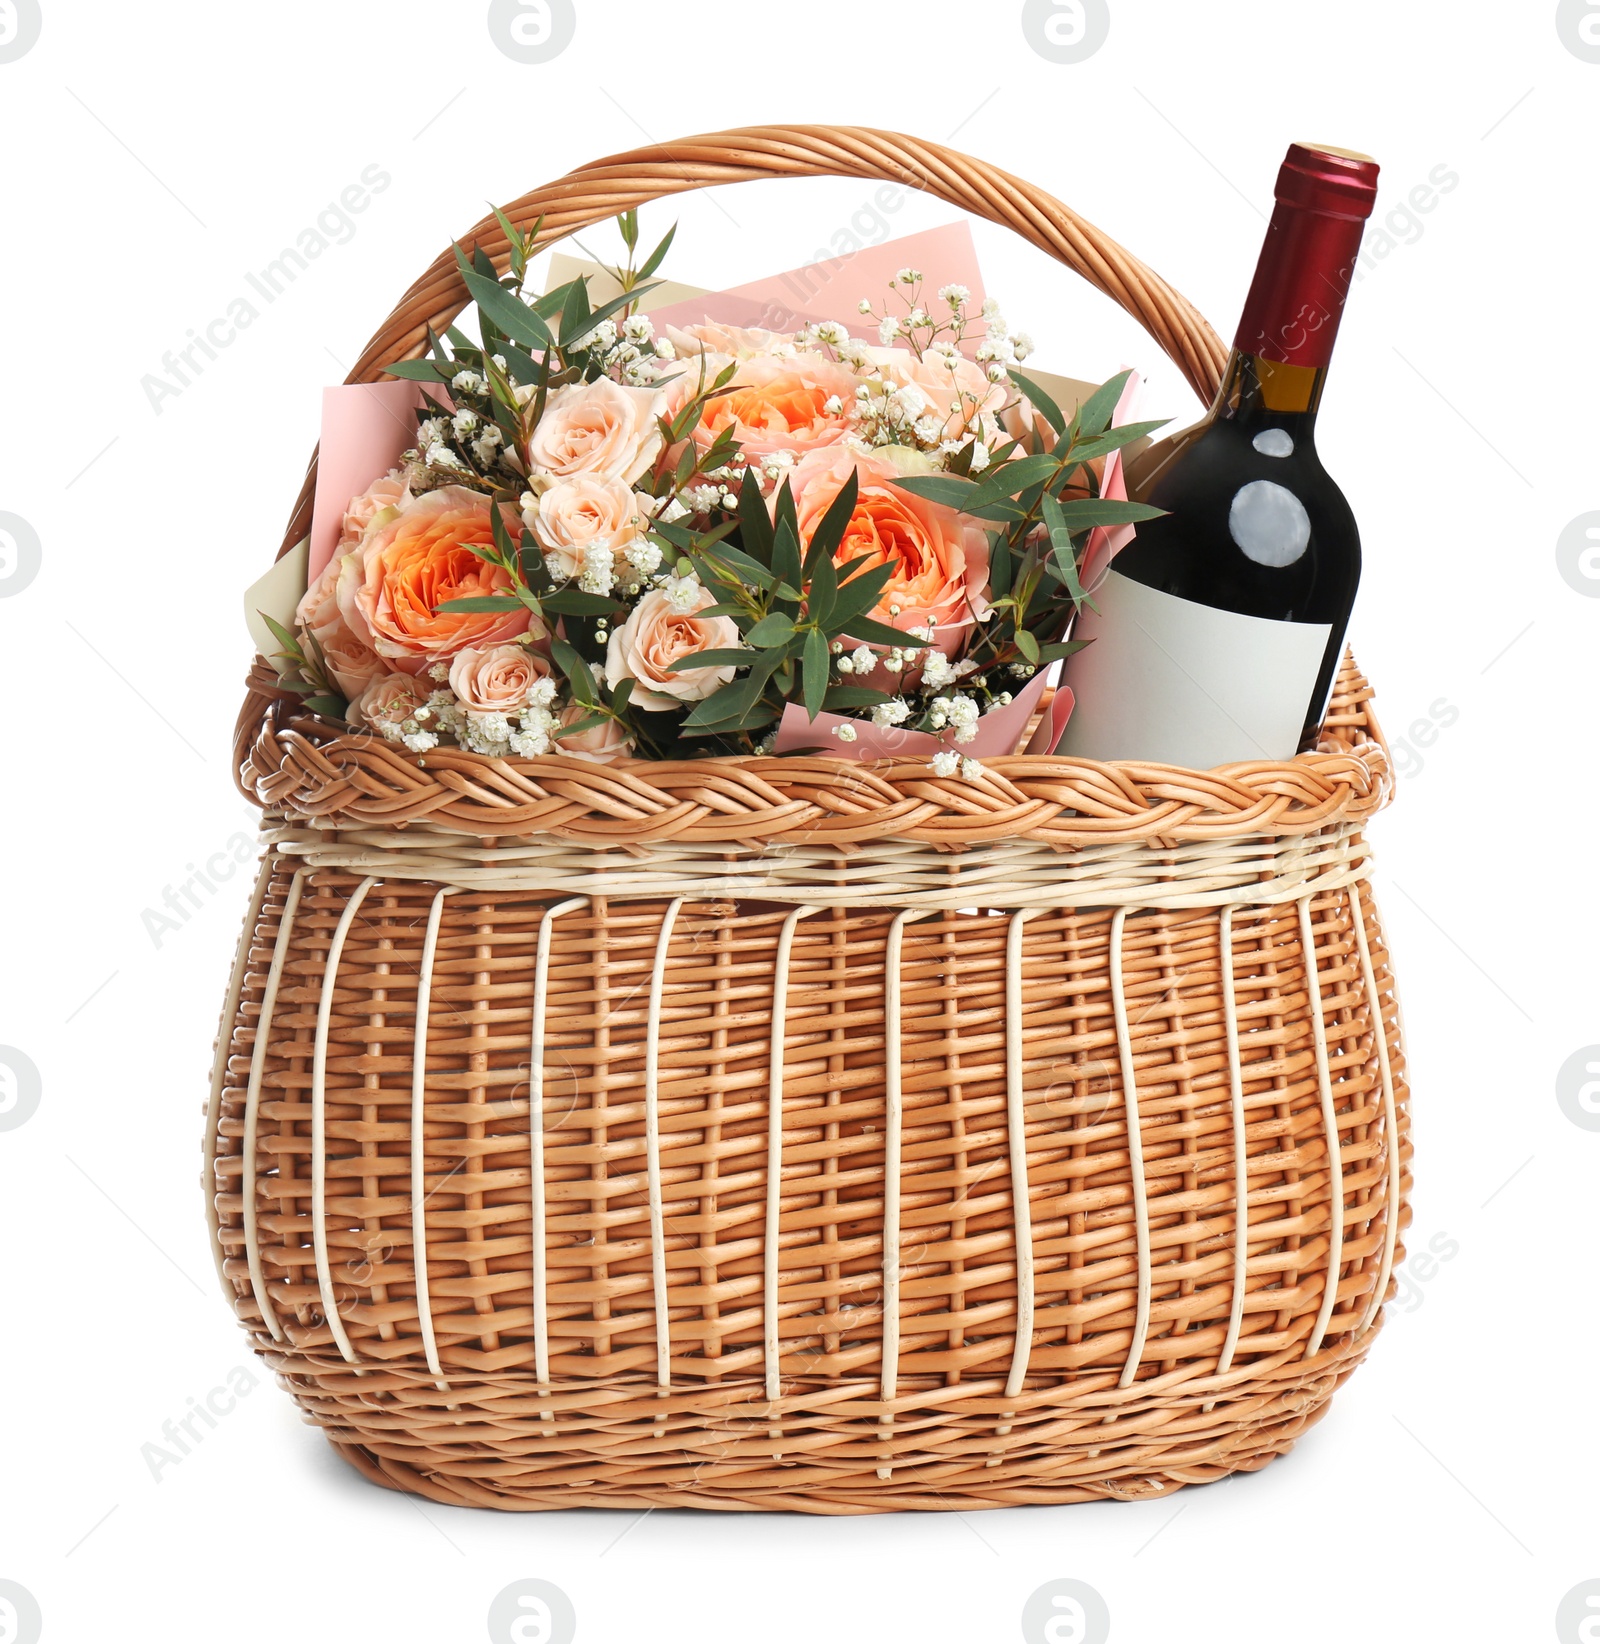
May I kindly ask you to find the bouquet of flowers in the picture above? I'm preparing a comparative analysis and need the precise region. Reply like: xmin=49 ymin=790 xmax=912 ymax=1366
xmin=267 ymin=212 xmax=1163 ymax=773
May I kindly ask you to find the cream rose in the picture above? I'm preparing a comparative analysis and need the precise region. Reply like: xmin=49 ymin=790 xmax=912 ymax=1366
xmin=525 ymin=378 xmax=664 ymax=484
xmin=295 ymin=552 xmax=386 ymax=700
xmin=664 ymin=321 xmax=797 ymax=361
xmin=339 ymin=470 xmax=410 ymax=551
xmin=555 ymin=699 xmax=634 ymax=764
xmin=787 ymin=444 xmax=991 ymax=648
xmin=525 ymin=475 xmax=646 ymax=581
xmin=348 ymin=671 xmax=430 ymax=731
xmin=605 ymin=585 xmax=740 ymax=710
xmin=447 ymin=643 xmax=553 ymax=714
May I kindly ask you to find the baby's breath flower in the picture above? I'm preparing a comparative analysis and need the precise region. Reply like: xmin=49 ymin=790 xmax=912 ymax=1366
xmin=937 ymin=283 xmax=970 ymax=309
xmin=1011 ymin=331 xmax=1035 ymax=361
xmin=813 ymin=320 xmax=850 ymax=346
xmin=850 ymin=645 xmax=877 ymax=674
xmin=833 ymin=723 xmax=859 ymax=743
xmin=871 ymin=698 xmax=911 ymax=727
xmin=930 ymin=749 xmax=960 ymax=777
xmin=653 ymin=337 xmax=676 ymax=359
xmin=877 ymin=316 xmax=899 ymax=346
xmin=857 ymin=297 xmax=874 ymax=315
xmin=662 ymin=571 xmax=701 ymax=613
xmin=579 ymin=543 xmax=616 ymax=596
xmin=622 ymin=314 xmax=655 ymax=342
xmin=896 ymin=267 xmax=921 ymax=285
xmin=451 ymin=369 xmax=484 ymax=394
xmin=960 ymin=757 xmax=983 ymax=779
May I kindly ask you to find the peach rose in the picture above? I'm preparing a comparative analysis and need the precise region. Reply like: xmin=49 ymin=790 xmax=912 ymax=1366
xmin=863 ymin=345 xmax=1007 ymax=443
xmin=339 ymin=470 xmax=410 ymax=551
xmin=447 ymin=643 xmax=552 ymax=714
xmin=788 ymin=444 xmax=991 ymax=646
xmin=295 ymin=553 xmax=385 ymax=699
xmin=526 ymin=378 xmax=664 ymax=484
xmin=337 ymin=485 xmax=533 ymax=675
xmin=555 ymin=699 xmax=634 ymax=763
xmin=605 ymin=584 xmax=740 ymax=710
xmin=525 ymin=475 xmax=646 ymax=581
xmin=674 ymin=352 xmax=859 ymax=467
xmin=348 ymin=671 xmax=430 ymax=731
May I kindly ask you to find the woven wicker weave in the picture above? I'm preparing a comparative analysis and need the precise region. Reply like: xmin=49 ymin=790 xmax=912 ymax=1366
xmin=206 ymin=126 xmax=1410 ymax=1514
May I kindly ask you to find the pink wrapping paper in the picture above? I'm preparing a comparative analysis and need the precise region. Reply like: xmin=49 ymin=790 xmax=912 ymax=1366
xmin=647 ymin=222 xmax=988 ymax=343
xmin=306 ymin=381 xmax=432 ymax=582
xmin=774 ymin=666 xmax=1052 ymax=759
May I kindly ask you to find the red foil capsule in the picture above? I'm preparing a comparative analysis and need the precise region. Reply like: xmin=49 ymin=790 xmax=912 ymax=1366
xmin=1234 ymin=142 xmax=1380 ymax=369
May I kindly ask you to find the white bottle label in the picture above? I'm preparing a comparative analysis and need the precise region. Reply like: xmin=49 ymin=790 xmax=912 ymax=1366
xmin=1055 ymin=568 xmax=1331 ymax=766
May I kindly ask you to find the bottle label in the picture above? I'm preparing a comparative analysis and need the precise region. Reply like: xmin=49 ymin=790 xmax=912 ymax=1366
xmin=1056 ymin=569 xmax=1331 ymax=767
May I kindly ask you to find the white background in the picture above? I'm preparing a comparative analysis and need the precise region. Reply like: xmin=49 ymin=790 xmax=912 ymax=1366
xmin=1 ymin=2 xmax=1596 ymax=1640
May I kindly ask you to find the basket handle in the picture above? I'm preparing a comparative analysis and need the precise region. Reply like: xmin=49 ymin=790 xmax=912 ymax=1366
xmin=238 ymin=125 xmax=1227 ymax=772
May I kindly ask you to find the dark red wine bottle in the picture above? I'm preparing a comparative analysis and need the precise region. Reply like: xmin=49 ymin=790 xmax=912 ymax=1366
xmin=1059 ymin=142 xmax=1380 ymax=766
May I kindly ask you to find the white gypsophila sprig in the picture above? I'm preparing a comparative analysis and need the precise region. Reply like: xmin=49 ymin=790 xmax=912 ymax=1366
xmin=579 ymin=543 xmax=617 ymax=596
xmin=624 ymin=540 xmax=664 ymax=578
xmin=661 ymin=570 xmax=701 ymax=613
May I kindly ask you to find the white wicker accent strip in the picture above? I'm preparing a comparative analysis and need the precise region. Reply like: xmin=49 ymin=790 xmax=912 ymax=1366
xmin=265 ymin=816 xmax=1372 ymax=912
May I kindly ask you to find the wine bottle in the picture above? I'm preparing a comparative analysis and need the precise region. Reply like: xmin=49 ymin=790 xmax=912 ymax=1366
xmin=1057 ymin=141 xmax=1380 ymax=767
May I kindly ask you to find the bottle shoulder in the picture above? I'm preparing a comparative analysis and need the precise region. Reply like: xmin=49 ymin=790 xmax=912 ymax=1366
xmin=1115 ymin=412 xmax=1358 ymax=623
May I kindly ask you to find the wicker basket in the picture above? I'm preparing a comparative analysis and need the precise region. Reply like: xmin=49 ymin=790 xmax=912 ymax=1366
xmin=205 ymin=126 xmax=1410 ymax=1514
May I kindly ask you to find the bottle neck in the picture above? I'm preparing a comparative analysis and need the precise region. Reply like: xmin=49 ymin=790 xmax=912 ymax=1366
xmin=1210 ymin=349 xmax=1328 ymax=436
xmin=1233 ymin=195 xmax=1368 ymax=372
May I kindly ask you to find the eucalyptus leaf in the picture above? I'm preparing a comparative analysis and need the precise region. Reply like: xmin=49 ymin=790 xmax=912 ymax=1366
xmin=822 ymin=685 xmax=892 ymax=710
xmin=1072 ymin=368 xmax=1134 ymax=440
xmin=664 ymin=647 xmax=753 ymax=672
xmin=458 ymin=260 xmax=554 ymax=352
xmin=745 ymin=613 xmax=797 ymax=647
xmin=1009 ymin=368 xmax=1066 ymax=434
xmin=847 ymin=616 xmax=927 ymax=649
xmin=542 ymin=587 xmax=619 ymax=616
xmin=382 ymin=358 xmax=451 ymax=383
xmin=801 ymin=626 xmax=830 ymax=717
xmin=637 ymin=222 xmax=678 ymax=280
